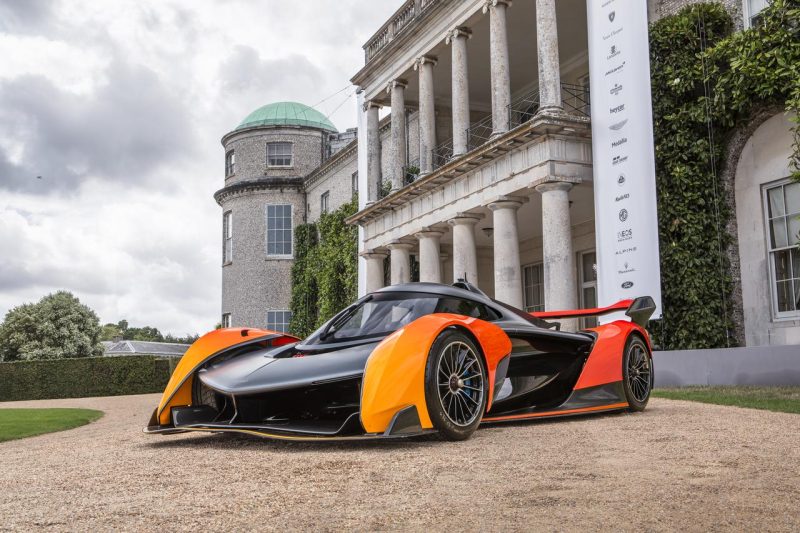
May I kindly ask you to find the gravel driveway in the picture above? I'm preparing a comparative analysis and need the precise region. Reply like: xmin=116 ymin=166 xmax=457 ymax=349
xmin=0 ymin=393 xmax=798 ymax=531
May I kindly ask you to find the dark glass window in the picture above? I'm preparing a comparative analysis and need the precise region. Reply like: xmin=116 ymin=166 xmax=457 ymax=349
xmin=435 ymin=298 xmax=498 ymax=321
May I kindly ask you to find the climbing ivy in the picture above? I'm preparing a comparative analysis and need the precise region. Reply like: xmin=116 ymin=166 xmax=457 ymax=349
xmin=288 ymin=223 xmax=318 ymax=338
xmin=649 ymin=0 xmax=799 ymax=349
xmin=289 ymin=198 xmax=359 ymax=338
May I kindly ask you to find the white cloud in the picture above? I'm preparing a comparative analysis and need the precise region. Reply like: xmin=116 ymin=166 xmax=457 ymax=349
xmin=0 ymin=0 xmax=403 ymax=335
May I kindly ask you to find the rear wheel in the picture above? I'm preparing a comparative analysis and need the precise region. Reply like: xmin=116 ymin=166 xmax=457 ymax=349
xmin=622 ymin=335 xmax=653 ymax=411
xmin=424 ymin=330 xmax=487 ymax=441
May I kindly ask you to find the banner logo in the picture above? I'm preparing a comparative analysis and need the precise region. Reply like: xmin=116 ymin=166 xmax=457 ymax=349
xmin=609 ymin=119 xmax=628 ymax=131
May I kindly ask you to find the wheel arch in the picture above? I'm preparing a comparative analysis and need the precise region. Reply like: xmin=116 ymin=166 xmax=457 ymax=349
xmin=574 ymin=320 xmax=651 ymax=390
xmin=359 ymin=314 xmax=511 ymax=434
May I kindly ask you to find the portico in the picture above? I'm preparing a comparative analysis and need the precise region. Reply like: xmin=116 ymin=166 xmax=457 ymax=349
xmin=352 ymin=0 xmax=593 ymax=323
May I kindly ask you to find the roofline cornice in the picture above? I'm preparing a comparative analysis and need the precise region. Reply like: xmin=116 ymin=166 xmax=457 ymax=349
xmin=214 ymin=177 xmax=304 ymax=205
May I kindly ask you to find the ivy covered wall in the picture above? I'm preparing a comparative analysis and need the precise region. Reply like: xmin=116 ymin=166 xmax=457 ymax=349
xmin=649 ymin=0 xmax=799 ymax=349
xmin=289 ymin=199 xmax=358 ymax=338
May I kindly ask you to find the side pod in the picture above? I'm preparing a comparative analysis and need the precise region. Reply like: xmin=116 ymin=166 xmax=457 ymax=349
xmin=155 ymin=327 xmax=298 ymax=426
xmin=360 ymin=314 xmax=512 ymax=434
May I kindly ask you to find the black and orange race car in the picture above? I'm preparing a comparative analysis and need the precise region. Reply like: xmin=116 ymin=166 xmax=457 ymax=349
xmin=145 ymin=281 xmax=655 ymax=441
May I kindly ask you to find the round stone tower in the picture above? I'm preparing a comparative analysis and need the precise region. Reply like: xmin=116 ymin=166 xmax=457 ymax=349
xmin=215 ymin=102 xmax=338 ymax=331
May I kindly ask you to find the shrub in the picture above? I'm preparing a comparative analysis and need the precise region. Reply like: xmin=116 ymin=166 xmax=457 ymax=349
xmin=0 ymin=355 xmax=173 ymax=401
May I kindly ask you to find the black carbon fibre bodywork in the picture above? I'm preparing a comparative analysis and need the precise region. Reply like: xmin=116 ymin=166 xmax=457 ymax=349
xmin=147 ymin=282 xmax=641 ymax=439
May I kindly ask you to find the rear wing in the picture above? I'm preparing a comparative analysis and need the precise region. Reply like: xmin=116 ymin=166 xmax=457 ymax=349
xmin=531 ymin=296 xmax=656 ymax=327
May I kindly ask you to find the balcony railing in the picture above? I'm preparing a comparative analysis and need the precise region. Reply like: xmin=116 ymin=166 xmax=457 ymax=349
xmin=427 ymin=83 xmax=591 ymax=172
xmin=364 ymin=0 xmax=442 ymax=63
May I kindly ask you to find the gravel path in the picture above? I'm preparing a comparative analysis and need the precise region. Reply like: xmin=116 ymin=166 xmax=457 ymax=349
xmin=0 ymin=394 xmax=798 ymax=531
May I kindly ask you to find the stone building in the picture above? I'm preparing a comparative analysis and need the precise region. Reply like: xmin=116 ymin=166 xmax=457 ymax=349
xmin=215 ymin=102 xmax=358 ymax=331
xmin=217 ymin=0 xmax=797 ymax=347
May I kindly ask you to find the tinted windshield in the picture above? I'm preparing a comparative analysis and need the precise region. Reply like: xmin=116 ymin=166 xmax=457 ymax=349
xmin=304 ymin=292 xmax=499 ymax=344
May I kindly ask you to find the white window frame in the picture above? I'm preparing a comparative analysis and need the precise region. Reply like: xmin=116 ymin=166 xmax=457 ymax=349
xmin=578 ymin=250 xmax=598 ymax=329
xmin=267 ymin=142 xmax=293 ymax=168
xmin=763 ymin=178 xmax=800 ymax=320
xmin=320 ymin=191 xmax=330 ymax=214
xmin=352 ymin=171 xmax=359 ymax=195
xmin=743 ymin=0 xmax=770 ymax=28
xmin=221 ymin=313 xmax=232 ymax=328
xmin=265 ymin=204 xmax=293 ymax=259
xmin=222 ymin=211 xmax=233 ymax=265
xmin=225 ymin=150 xmax=235 ymax=177
xmin=522 ymin=262 xmax=545 ymax=313
xmin=267 ymin=310 xmax=292 ymax=333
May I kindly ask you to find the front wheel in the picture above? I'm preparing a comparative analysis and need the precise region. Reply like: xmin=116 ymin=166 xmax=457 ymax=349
xmin=424 ymin=330 xmax=487 ymax=441
xmin=622 ymin=335 xmax=653 ymax=411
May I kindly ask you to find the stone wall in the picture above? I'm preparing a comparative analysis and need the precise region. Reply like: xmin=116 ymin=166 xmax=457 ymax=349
xmin=220 ymin=186 xmax=305 ymax=328
xmin=306 ymin=144 xmax=358 ymax=223
xmin=222 ymin=127 xmax=324 ymax=185
xmin=647 ymin=0 xmax=743 ymax=28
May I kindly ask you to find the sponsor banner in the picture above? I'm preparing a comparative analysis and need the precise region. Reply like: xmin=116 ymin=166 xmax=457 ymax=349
xmin=587 ymin=0 xmax=662 ymax=320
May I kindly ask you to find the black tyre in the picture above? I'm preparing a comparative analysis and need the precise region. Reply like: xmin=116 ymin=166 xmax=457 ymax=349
xmin=424 ymin=329 xmax=487 ymax=441
xmin=622 ymin=335 xmax=653 ymax=411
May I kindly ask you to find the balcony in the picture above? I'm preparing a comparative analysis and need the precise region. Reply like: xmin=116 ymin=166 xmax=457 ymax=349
xmin=372 ymin=83 xmax=590 ymax=205
xmin=364 ymin=0 xmax=442 ymax=63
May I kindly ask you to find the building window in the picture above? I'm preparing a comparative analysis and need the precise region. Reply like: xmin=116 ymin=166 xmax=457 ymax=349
xmin=764 ymin=179 xmax=800 ymax=317
xmin=225 ymin=150 xmax=235 ymax=177
xmin=523 ymin=263 xmax=545 ymax=312
xmin=267 ymin=142 xmax=293 ymax=167
xmin=321 ymin=191 xmax=330 ymax=214
xmin=267 ymin=310 xmax=292 ymax=333
xmin=222 ymin=211 xmax=233 ymax=264
xmin=221 ymin=313 xmax=232 ymax=328
xmin=579 ymin=251 xmax=598 ymax=329
xmin=744 ymin=0 xmax=770 ymax=27
xmin=266 ymin=204 xmax=293 ymax=257
xmin=352 ymin=171 xmax=358 ymax=195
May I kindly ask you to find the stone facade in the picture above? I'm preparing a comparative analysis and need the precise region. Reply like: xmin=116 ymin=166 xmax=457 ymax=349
xmin=216 ymin=106 xmax=357 ymax=331
xmin=218 ymin=0 xmax=797 ymax=347
xmin=647 ymin=0 xmax=743 ymax=26
xmin=305 ymin=141 xmax=358 ymax=222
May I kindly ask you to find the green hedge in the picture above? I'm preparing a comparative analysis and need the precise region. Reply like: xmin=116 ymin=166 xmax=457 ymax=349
xmin=0 ymin=355 xmax=175 ymax=402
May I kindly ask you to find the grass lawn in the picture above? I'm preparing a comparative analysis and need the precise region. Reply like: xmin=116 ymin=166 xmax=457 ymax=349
xmin=653 ymin=386 xmax=800 ymax=414
xmin=0 ymin=408 xmax=104 ymax=443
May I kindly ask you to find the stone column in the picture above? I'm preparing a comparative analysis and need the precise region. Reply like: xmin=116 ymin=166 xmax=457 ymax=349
xmin=484 ymin=0 xmax=511 ymax=136
xmin=535 ymin=182 xmax=577 ymax=330
xmin=415 ymin=228 xmax=444 ymax=283
xmin=535 ymin=0 xmax=562 ymax=111
xmin=447 ymin=213 xmax=482 ymax=285
xmin=488 ymin=197 xmax=525 ymax=309
xmin=387 ymin=80 xmax=408 ymax=192
xmin=446 ymin=27 xmax=472 ymax=156
xmin=365 ymin=101 xmax=382 ymax=203
xmin=415 ymin=56 xmax=437 ymax=174
xmin=361 ymin=250 xmax=388 ymax=293
xmin=388 ymin=242 xmax=414 ymax=285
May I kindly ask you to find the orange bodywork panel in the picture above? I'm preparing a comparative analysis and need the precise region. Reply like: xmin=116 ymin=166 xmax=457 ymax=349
xmin=156 ymin=327 xmax=298 ymax=425
xmin=574 ymin=320 xmax=650 ymax=390
xmin=360 ymin=314 xmax=512 ymax=434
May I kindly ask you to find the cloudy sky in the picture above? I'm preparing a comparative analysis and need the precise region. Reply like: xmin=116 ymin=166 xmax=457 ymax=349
xmin=0 ymin=0 xmax=401 ymax=336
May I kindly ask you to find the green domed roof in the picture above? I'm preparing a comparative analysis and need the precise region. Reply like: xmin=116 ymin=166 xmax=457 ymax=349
xmin=235 ymin=101 xmax=337 ymax=132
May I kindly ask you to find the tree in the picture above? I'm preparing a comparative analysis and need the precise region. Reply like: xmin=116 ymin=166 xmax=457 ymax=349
xmin=0 ymin=291 xmax=103 ymax=361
